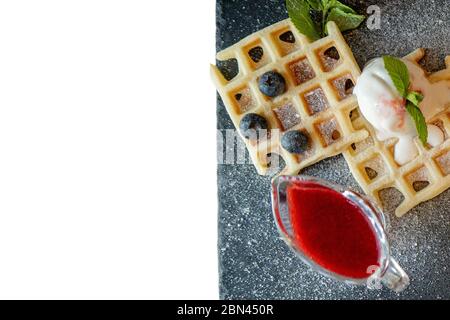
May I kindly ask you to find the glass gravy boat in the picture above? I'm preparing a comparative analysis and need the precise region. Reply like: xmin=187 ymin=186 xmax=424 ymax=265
xmin=271 ymin=175 xmax=410 ymax=292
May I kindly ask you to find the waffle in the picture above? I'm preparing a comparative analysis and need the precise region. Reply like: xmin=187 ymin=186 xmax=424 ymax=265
xmin=211 ymin=20 xmax=368 ymax=175
xmin=343 ymin=49 xmax=450 ymax=217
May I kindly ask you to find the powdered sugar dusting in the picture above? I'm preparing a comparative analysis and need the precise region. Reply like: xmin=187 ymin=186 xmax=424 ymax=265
xmin=316 ymin=118 xmax=341 ymax=146
xmin=288 ymin=58 xmax=315 ymax=85
xmin=273 ymin=102 xmax=301 ymax=130
xmin=234 ymin=87 xmax=256 ymax=113
xmin=363 ymin=155 xmax=386 ymax=181
xmin=303 ymin=87 xmax=329 ymax=115
xmin=435 ymin=150 xmax=450 ymax=176
xmin=332 ymin=74 xmax=354 ymax=100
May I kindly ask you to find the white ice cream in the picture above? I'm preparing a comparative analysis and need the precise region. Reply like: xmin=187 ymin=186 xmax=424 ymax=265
xmin=354 ymin=57 xmax=450 ymax=165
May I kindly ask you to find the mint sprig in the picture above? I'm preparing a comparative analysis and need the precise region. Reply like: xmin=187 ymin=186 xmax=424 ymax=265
xmin=383 ymin=55 xmax=410 ymax=97
xmin=383 ymin=56 xmax=428 ymax=145
xmin=326 ymin=7 xmax=366 ymax=33
xmin=286 ymin=0 xmax=321 ymax=41
xmin=406 ymin=102 xmax=427 ymax=144
xmin=286 ymin=0 xmax=365 ymax=40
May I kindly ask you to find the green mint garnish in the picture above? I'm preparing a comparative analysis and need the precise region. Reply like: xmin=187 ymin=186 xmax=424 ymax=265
xmin=383 ymin=56 xmax=428 ymax=145
xmin=286 ymin=0 xmax=321 ymax=41
xmin=326 ymin=7 xmax=366 ymax=33
xmin=306 ymin=0 xmax=322 ymax=10
xmin=406 ymin=91 xmax=424 ymax=106
xmin=383 ymin=55 xmax=410 ymax=97
xmin=406 ymin=102 xmax=428 ymax=144
xmin=286 ymin=0 xmax=365 ymax=40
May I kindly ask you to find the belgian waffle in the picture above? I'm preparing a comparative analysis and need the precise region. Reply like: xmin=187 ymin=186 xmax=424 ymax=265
xmin=343 ymin=49 xmax=450 ymax=217
xmin=211 ymin=20 xmax=368 ymax=175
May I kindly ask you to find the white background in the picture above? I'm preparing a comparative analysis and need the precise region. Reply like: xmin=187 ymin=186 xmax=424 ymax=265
xmin=0 ymin=0 xmax=217 ymax=299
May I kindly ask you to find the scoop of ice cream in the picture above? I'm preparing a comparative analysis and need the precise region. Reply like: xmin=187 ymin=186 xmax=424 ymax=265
xmin=354 ymin=57 xmax=447 ymax=165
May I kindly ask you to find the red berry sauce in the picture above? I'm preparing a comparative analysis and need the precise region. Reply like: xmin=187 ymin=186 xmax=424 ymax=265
xmin=287 ymin=181 xmax=380 ymax=279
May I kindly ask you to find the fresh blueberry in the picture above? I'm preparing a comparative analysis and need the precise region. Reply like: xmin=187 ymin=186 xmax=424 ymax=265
xmin=281 ymin=130 xmax=309 ymax=154
xmin=239 ymin=113 xmax=268 ymax=140
xmin=258 ymin=71 xmax=286 ymax=97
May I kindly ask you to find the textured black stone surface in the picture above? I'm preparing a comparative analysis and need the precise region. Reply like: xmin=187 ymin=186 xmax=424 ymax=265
xmin=217 ymin=0 xmax=450 ymax=299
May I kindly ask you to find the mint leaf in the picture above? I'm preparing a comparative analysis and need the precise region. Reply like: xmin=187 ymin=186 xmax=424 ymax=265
xmin=321 ymin=1 xmax=357 ymax=14
xmin=406 ymin=91 xmax=424 ymax=106
xmin=383 ymin=56 xmax=410 ymax=97
xmin=306 ymin=0 xmax=323 ymax=10
xmin=383 ymin=56 xmax=428 ymax=145
xmin=286 ymin=0 xmax=364 ymax=40
xmin=326 ymin=7 xmax=365 ymax=33
xmin=406 ymin=101 xmax=428 ymax=144
xmin=286 ymin=0 xmax=321 ymax=41
xmin=331 ymin=1 xmax=357 ymax=14
xmin=321 ymin=0 xmax=333 ymax=11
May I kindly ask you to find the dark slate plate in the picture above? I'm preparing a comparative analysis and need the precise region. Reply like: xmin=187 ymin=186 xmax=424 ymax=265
xmin=217 ymin=0 xmax=450 ymax=299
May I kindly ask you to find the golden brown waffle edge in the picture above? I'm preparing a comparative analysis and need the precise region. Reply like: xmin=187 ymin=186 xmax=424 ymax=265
xmin=211 ymin=20 xmax=368 ymax=176
xmin=343 ymin=49 xmax=450 ymax=217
